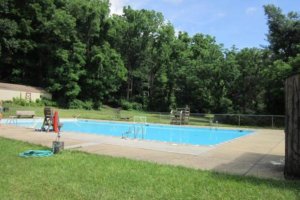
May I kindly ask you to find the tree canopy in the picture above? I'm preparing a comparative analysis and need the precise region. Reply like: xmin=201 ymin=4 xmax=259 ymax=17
xmin=0 ymin=1 xmax=299 ymax=114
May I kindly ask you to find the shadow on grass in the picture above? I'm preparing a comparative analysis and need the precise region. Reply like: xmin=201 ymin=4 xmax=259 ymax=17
xmin=209 ymin=152 xmax=299 ymax=198
xmin=210 ymin=151 xmax=298 ymax=193
xmin=209 ymin=170 xmax=300 ymax=198
xmin=213 ymin=152 xmax=285 ymax=178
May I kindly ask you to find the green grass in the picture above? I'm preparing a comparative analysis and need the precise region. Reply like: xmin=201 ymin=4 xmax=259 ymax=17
xmin=2 ymin=103 xmax=212 ymax=126
xmin=1 ymin=103 xmax=283 ymax=129
xmin=0 ymin=137 xmax=299 ymax=199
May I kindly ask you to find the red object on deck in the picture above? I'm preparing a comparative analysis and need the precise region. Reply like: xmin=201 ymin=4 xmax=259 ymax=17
xmin=53 ymin=111 xmax=59 ymax=133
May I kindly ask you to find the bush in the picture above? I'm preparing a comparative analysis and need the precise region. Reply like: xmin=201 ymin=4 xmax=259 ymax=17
xmin=12 ymin=97 xmax=29 ymax=106
xmin=69 ymin=99 xmax=93 ymax=110
xmin=119 ymin=99 xmax=132 ymax=110
xmin=119 ymin=100 xmax=143 ymax=110
xmin=93 ymin=101 xmax=102 ymax=110
xmin=131 ymin=102 xmax=143 ymax=110
xmin=35 ymin=99 xmax=44 ymax=106
xmin=10 ymin=97 xmax=57 ymax=107
xmin=83 ymin=101 xmax=93 ymax=110
xmin=40 ymin=97 xmax=58 ymax=107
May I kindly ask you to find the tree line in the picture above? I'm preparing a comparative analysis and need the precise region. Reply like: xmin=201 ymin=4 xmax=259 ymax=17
xmin=1 ymin=0 xmax=299 ymax=114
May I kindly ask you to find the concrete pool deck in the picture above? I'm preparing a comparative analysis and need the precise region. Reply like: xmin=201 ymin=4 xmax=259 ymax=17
xmin=0 ymin=124 xmax=285 ymax=180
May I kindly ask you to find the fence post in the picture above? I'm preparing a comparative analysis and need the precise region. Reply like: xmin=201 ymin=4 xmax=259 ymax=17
xmin=271 ymin=116 xmax=274 ymax=129
xmin=238 ymin=115 xmax=241 ymax=126
xmin=159 ymin=113 xmax=161 ymax=123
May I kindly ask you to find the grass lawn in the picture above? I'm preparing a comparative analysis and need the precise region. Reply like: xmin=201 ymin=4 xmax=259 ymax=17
xmin=1 ymin=103 xmax=283 ymax=129
xmin=0 ymin=137 xmax=299 ymax=199
xmin=1 ymin=104 xmax=213 ymax=126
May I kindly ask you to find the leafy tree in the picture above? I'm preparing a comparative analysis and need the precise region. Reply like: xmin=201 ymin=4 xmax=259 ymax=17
xmin=233 ymin=48 xmax=266 ymax=113
xmin=0 ymin=0 xmax=40 ymax=84
xmin=146 ymin=23 xmax=175 ymax=111
xmin=264 ymin=5 xmax=300 ymax=61
xmin=170 ymin=32 xmax=193 ymax=110
xmin=109 ymin=7 xmax=165 ymax=101
xmin=217 ymin=48 xmax=240 ymax=113
xmin=264 ymin=5 xmax=300 ymax=114
xmin=81 ymin=42 xmax=126 ymax=109
xmin=1 ymin=1 xmax=299 ymax=114
xmin=175 ymin=33 xmax=225 ymax=113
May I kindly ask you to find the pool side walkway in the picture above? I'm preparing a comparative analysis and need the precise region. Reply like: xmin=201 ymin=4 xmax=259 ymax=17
xmin=0 ymin=125 xmax=285 ymax=180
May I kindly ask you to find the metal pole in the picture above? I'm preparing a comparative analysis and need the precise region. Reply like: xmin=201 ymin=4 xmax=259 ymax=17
xmin=238 ymin=115 xmax=240 ymax=126
xmin=159 ymin=113 xmax=161 ymax=123
xmin=272 ymin=116 xmax=274 ymax=129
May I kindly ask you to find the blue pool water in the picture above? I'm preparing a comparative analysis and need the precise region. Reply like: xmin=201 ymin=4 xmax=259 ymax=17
xmin=13 ymin=119 xmax=253 ymax=146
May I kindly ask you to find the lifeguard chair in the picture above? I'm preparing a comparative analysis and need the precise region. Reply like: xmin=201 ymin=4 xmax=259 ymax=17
xmin=170 ymin=106 xmax=190 ymax=125
xmin=41 ymin=107 xmax=54 ymax=131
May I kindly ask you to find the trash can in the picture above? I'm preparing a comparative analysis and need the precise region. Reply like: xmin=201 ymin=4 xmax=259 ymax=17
xmin=52 ymin=141 xmax=64 ymax=154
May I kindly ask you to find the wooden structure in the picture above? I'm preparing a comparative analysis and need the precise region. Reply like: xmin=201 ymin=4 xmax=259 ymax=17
xmin=41 ymin=107 xmax=54 ymax=131
xmin=285 ymin=74 xmax=300 ymax=179
xmin=170 ymin=106 xmax=190 ymax=125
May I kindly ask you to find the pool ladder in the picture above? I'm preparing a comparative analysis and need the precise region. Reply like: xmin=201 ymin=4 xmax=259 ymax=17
xmin=209 ymin=120 xmax=219 ymax=130
xmin=122 ymin=124 xmax=145 ymax=139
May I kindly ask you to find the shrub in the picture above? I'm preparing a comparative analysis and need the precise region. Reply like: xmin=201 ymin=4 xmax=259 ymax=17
xmin=82 ymin=101 xmax=93 ymax=110
xmin=131 ymin=102 xmax=143 ymax=110
xmin=119 ymin=99 xmax=132 ymax=110
xmin=12 ymin=97 xmax=29 ymax=106
xmin=10 ymin=97 xmax=57 ymax=107
xmin=40 ymin=97 xmax=58 ymax=107
xmin=69 ymin=99 xmax=93 ymax=110
xmin=119 ymin=100 xmax=143 ymax=111
xmin=93 ymin=101 xmax=102 ymax=110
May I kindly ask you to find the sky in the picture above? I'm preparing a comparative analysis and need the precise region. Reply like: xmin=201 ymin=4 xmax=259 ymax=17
xmin=110 ymin=0 xmax=300 ymax=49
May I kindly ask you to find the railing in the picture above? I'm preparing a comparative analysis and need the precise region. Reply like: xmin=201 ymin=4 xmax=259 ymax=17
xmin=140 ymin=112 xmax=285 ymax=129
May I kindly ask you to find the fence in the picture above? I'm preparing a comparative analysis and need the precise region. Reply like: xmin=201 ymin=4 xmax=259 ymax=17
xmin=143 ymin=112 xmax=285 ymax=129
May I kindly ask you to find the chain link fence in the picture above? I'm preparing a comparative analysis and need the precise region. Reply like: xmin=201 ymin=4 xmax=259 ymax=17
xmin=144 ymin=112 xmax=285 ymax=129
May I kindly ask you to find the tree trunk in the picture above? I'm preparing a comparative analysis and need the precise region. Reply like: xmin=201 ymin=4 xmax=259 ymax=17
xmin=126 ymin=76 xmax=133 ymax=100
xmin=285 ymin=74 xmax=300 ymax=179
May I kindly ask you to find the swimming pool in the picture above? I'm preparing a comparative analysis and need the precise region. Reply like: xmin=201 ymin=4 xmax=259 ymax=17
xmin=10 ymin=119 xmax=253 ymax=146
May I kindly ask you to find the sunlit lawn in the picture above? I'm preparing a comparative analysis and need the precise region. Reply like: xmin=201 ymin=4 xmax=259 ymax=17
xmin=0 ymin=137 xmax=299 ymax=199
xmin=1 ymin=103 xmax=284 ymax=129
xmin=2 ymin=104 xmax=214 ymax=126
